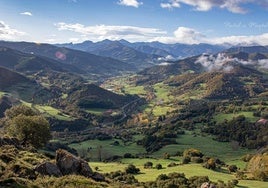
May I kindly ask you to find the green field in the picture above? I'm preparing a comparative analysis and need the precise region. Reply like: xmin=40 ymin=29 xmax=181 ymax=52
xmin=124 ymin=85 xmax=146 ymax=95
xmin=69 ymin=138 xmax=146 ymax=161
xmin=89 ymin=159 xmax=268 ymax=188
xmin=34 ymin=105 xmax=72 ymax=121
xmin=214 ymin=111 xmax=259 ymax=123
xmin=85 ymin=108 xmax=110 ymax=115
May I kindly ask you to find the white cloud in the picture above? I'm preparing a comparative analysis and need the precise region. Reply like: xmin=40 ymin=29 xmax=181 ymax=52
xmin=118 ymin=0 xmax=143 ymax=8
xmin=55 ymin=22 xmax=166 ymax=42
xmin=55 ymin=22 xmax=268 ymax=45
xmin=258 ymin=59 xmax=268 ymax=69
xmin=154 ymin=27 xmax=205 ymax=44
xmin=20 ymin=11 xmax=33 ymax=16
xmin=0 ymin=21 xmax=25 ymax=40
xmin=208 ymin=33 xmax=268 ymax=46
xmin=154 ymin=26 xmax=268 ymax=45
xmin=195 ymin=53 xmax=241 ymax=72
xmin=160 ymin=0 xmax=180 ymax=9
xmin=160 ymin=0 xmax=268 ymax=13
xmin=195 ymin=53 xmax=268 ymax=72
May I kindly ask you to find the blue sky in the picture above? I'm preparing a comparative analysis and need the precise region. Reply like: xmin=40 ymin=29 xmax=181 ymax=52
xmin=0 ymin=0 xmax=267 ymax=45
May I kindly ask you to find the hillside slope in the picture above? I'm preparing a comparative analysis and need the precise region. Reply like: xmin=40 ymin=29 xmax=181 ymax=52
xmin=0 ymin=41 xmax=135 ymax=78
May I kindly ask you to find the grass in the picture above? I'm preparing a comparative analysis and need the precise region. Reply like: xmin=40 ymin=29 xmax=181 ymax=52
xmin=34 ymin=105 xmax=72 ymax=121
xmin=124 ymin=85 xmax=146 ymax=95
xmin=69 ymin=139 xmax=146 ymax=161
xmin=0 ymin=91 xmax=8 ymax=97
xmin=151 ymin=131 xmax=252 ymax=163
xmin=89 ymin=159 xmax=268 ymax=188
xmin=214 ymin=111 xmax=259 ymax=123
xmin=153 ymin=83 xmax=173 ymax=101
xmin=85 ymin=108 xmax=110 ymax=115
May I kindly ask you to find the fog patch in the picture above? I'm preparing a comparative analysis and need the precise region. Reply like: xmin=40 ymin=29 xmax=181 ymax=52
xmin=195 ymin=53 xmax=268 ymax=72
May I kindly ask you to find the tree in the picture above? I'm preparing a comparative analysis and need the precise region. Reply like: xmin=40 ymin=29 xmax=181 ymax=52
xmin=144 ymin=161 xmax=153 ymax=169
xmin=125 ymin=164 xmax=140 ymax=174
xmin=155 ymin=163 xmax=163 ymax=170
xmin=4 ymin=105 xmax=51 ymax=148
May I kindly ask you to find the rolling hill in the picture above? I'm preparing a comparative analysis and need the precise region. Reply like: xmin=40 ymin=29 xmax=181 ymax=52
xmin=0 ymin=66 xmax=52 ymax=103
xmin=0 ymin=41 xmax=135 ymax=78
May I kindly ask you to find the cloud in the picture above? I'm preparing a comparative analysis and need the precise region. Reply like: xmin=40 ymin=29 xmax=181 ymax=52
xmin=195 ymin=53 xmax=236 ymax=72
xmin=160 ymin=0 xmax=268 ymax=13
xmin=153 ymin=26 xmax=268 ymax=45
xmin=0 ymin=21 xmax=25 ymax=40
xmin=117 ymin=0 xmax=143 ymax=8
xmin=208 ymin=33 xmax=268 ymax=46
xmin=55 ymin=22 xmax=268 ymax=45
xmin=160 ymin=0 xmax=180 ymax=9
xmin=20 ymin=11 xmax=33 ymax=16
xmin=258 ymin=59 xmax=268 ymax=69
xmin=153 ymin=27 xmax=205 ymax=44
xmin=195 ymin=53 xmax=268 ymax=72
xmin=68 ymin=0 xmax=77 ymax=3
xmin=55 ymin=22 xmax=166 ymax=42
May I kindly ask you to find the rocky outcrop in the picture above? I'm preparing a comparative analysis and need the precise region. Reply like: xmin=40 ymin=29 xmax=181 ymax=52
xmin=56 ymin=149 xmax=93 ymax=177
xmin=34 ymin=149 xmax=105 ymax=181
xmin=35 ymin=162 xmax=62 ymax=177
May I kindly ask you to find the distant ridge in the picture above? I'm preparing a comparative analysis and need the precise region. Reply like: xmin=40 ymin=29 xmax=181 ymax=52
xmin=0 ymin=41 xmax=136 ymax=78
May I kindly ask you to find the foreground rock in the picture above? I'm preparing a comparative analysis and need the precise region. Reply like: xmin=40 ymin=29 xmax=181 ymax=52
xmin=35 ymin=162 xmax=62 ymax=177
xmin=56 ymin=149 xmax=93 ymax=177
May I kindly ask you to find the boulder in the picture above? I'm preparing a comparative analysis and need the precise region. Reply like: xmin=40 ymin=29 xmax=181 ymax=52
xmin=35 ymin=161 xmax=62 ymax=177
xmin=91 ymin=172 xmax=105 ymax=182
xmin=56 ymin=149 xmax=93 ymax=177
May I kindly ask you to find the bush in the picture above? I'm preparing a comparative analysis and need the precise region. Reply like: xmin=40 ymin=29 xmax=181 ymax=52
xmin=228 ymin=165 xmax=238 ymax=173
xmin=125 ymin=164 xmax=140 ymax=174
xmin=182 ymin=156 xmax=191 ymax=164
xmin=144 ymin=161 xmax=153 ymax=169
xmin=253 ymin=170 xmax=267 ymax=181
xmin=155 ymin=164 xmax=162 ymax=170
xmin=156 ymin=174 xmax=169 ymax=181
xmin=183 ymin=148 xmax=203 ymax=158
xmin=191 ymin=157 xmax=203 ymax=163
xmin=203 ymin=158 xmax=216 ymax=170
xmin=123 ymin=153 xmax=134 ymax=158
xmin=167 ymin=162 xmax=178 ymax=167
xmin=241 ymin=154 xmax=253 ymax=162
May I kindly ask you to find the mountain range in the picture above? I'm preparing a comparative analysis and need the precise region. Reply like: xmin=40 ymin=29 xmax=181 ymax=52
xmin=57 ymin=39 xmax=226 ymax=68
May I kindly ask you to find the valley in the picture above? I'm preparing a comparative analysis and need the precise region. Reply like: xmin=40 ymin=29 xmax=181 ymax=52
xmin=0 ymin=40 xmax=268 ymax=188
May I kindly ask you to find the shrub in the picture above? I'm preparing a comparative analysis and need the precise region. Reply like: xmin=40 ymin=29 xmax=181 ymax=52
xmin=123 ymin=153 xmax=134 ymax=158
xmin=156 ymin=174 xmax=169 ymax=181
xmin=182 ymin=156 xmax=191 ymax=164
xmin=144 ymin=161 xmax=153 ymax=169
xmin=183 ymin=148 xmax=203 ymax=158
xmin=253 ymin=170 xmax=267 ymax=181
xmin=241 ymin=154 xmax=253 ymax=162
xmin=167 ymin=162 xmax=178 ymax=167
xmin=155 ymin=164 xmax=162 ymax=170
xmin=228 ymin=165 xmax=238 ymax=173
xmin=163 ymin=152 xmax=170 ymax=159
xmin=125 ymin=164 xmax=140 ymax=174
xmin=203 ymin=158 xmax=216 ymax=170
xmin=191 ymin=157 xmax=203 ymax=163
